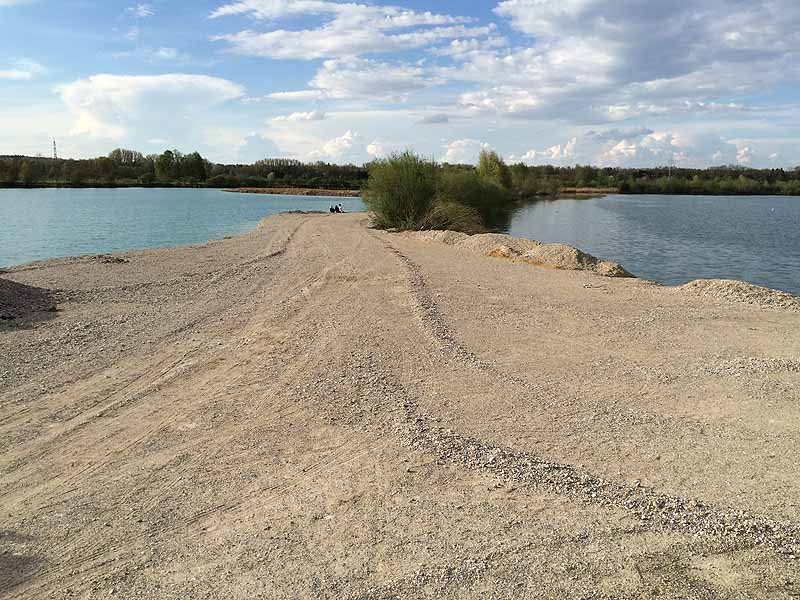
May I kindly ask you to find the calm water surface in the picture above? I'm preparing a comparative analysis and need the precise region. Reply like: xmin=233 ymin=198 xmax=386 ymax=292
xmin=0 ymin=188 xmax=364 ymax=267
xmin=508 ymin=194 xmax=800 ymax=295
xmin=2 ymin=190 xmax=798 ymax=295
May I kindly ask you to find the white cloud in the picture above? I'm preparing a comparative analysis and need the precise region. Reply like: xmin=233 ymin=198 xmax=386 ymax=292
xmin=266 ymin=90 xmax=327 ymax=101
xmin=210 ymin=0 xmax=471 ymax=26
xmin=366 ymin=140 xmax=385 ymax=158
xmin=513 ymin=138 xmax=577 ymax=164
xmin=212 ymin=24 xmax=492 ymax=60
xmin=442 ymin=139 xmax=488 ymax=164
xmin=126 ymin=3 xmax=154 ymax=18
xmin=596 ymin=130 xmax=740 ymax=167
xmin=309 ymin=130 xmax=356 ymax=160
xmin=272 ymin=110 xmax=327 ymax=122
xmin=210 ymin=0 xmax=491 ymax=60
xmin=310 ymin=58 xmax=437 ymax=100
xmin=57 ymin=74 xmax=245 ymax=141
xmin=125 ymin=26 xmax=141 ymax=41
xmin=0 ymin=58 xmax=45 ymax=80
xmin=113 ymin=47 xmax=186 ymax=63
xmin=737 ymin=146 xmax=755 ymax=165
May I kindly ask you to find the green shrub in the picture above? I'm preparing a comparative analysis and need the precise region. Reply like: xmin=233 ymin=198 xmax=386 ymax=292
xmin=477 ymin=149 xmax=512 ymax=189
xmin=422 ymin=201 xmax=484 ymax=233
xmin=436 ymin=168 xmax=513 ymax=229
xmin=362 ymin=151 xmax=437 ymax=229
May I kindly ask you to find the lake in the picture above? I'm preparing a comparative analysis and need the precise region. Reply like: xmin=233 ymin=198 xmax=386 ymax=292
xmin=0 ymin=188 xmax=364 ymax=267
xmin=507 ymin=194 xmax=800 ymax=295
xmin=1 ymin=189 xmax=798 ymax=296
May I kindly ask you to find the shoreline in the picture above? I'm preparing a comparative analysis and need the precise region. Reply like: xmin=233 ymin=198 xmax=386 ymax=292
xmin=2 ymin=210 xmax=797 ymax=302
xmin=2 ymin=211 xmax=799 ymax=597
xmin=222 ymin=187 xmax=361 ymax=197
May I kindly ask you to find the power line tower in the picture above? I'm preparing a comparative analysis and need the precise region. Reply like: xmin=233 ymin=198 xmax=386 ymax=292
xmin=53 ymin=139 xmax=58 ymax=160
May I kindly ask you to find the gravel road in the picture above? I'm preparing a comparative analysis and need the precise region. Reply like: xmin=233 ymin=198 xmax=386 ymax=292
xmin=1 ymin=212 xmax=799 ymax=599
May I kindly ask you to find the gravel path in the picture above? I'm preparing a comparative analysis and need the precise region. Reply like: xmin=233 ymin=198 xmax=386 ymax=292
xmin=1 ymin=212 xmax=798 ymax=599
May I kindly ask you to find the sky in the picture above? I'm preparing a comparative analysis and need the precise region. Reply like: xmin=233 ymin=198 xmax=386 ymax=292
xmin=1 ymin=0 xmax=799 ymax=168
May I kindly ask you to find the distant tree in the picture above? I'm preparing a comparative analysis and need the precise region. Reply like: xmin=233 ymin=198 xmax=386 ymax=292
xmin=19 ymin=161 xmax=32 ymax=186
xmin=155 ymin=150 xmax=177 ymax=181
xmin=477 ymin=149 xmax=512 ymax=189
xmin=182 ymin=152 xmax=207 ymax=181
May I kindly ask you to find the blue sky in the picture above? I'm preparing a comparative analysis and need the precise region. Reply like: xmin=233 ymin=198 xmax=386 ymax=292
xmin=1 ymin=0 xmax=799 ymax=167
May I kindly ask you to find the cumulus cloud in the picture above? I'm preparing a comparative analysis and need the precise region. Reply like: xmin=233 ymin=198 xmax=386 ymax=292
xmin=429 ymin=0 xmax=800 ymax=126
xmin=57 ymin=74 xmax=245 ymax=140
xmin=596 ymin=131 xmax=739 ymax=167
xmin=442 ymin=139 xmax=488 ymax=164
xmin=309 ymin=130 xmax=356 ymax=160
xmin=736 ymin=145 xmax=755 ymax=165
xmin=513 ymin=138 xmax=577 ymax=164
xmin=366 ymin=140 xmax=385 ymax=158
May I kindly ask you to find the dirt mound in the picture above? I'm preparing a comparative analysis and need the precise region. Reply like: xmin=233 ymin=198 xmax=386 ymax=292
xmin=520 ymin=244 xmax=633 ymax=278
xmin=0 ymin=277 xmax=57 ymax=321
xmin=679 ymin=279 xmax=800 ymax=310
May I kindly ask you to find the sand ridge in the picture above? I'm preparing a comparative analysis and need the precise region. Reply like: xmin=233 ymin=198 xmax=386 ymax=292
xmin=1 ymin=212 xmax=799 ymax=598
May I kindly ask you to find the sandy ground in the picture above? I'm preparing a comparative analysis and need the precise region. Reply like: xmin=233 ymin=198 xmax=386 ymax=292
xmin=1 ymin=212 xmax=799 ymax=599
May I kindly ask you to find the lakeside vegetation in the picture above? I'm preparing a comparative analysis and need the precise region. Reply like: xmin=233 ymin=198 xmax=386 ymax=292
xmin=2 ymin=147 xmax=800 ymax=197
xmin=363 ymin=150 xmax=514 ymax=232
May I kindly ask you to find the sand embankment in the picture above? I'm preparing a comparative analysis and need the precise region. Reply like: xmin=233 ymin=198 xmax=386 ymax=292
xmin=1 ymin=212 xmax=799 ymax=598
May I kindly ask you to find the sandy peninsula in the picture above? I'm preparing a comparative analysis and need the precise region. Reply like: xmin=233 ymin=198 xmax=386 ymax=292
xmin=1 ymin=212 xmax=799 ymax=599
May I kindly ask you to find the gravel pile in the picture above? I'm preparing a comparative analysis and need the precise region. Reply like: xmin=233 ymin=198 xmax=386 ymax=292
xmin=680 ymin=279 xmax=800 ymax=310
xmin=401 ymin=230 xmax=633 ymax=278
xmin=0 ymin=277 xmax=56 ymax=322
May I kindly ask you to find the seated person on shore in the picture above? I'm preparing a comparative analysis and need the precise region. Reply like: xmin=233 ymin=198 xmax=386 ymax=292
xmin=329 ymin=205 xmax=336 ymax=213
xmin=337 ymin=203 xmax=345 ymax=213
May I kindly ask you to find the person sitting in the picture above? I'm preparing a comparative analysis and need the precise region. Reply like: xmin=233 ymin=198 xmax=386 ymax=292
xmin=334 ymin=204 xmax=342 ymax=213
xmin=337 ymin=203 xmax=345 ymax=213
xmin=329 ymin=205 xmax=336 ymax=213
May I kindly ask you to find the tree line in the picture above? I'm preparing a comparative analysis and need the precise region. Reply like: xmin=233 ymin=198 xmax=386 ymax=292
xmin=1 ymin=147 xmax=799 ymax=195
xmin=0 ymin=150 xmax=368 ymax=190
xmin=505 ymin=164 xmax=800 ymax=196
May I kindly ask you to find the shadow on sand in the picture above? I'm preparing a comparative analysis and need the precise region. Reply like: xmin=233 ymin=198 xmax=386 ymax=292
xmin=0 ymin=530 xmax=46 ymax=594
xmin=0 ymin=277 xmax=59 ymax=330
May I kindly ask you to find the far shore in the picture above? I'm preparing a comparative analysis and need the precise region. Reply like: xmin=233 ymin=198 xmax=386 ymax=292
xmin=223 ymin=187 xmax=361 ymax=197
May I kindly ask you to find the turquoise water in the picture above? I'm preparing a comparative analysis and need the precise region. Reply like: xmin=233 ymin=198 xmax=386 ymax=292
xmin=508 ymin=194 xmax=800 ymax=295
xmin=2 ymin=189 xmax=798 ymax=296
xmin=0 ymin=188 xmax=364 ymax=267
